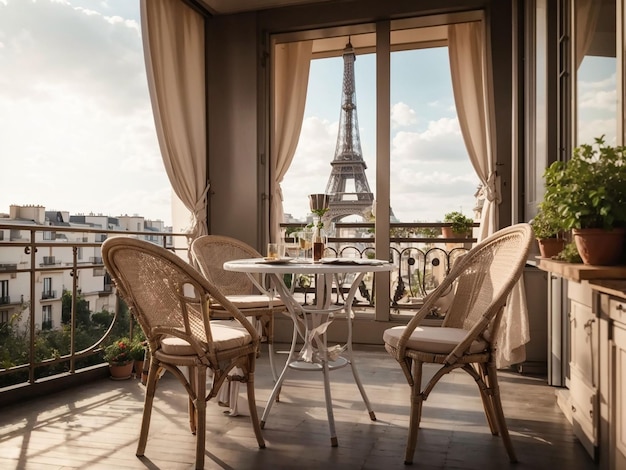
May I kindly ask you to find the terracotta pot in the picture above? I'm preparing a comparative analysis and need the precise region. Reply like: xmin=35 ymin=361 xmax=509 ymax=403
xmin=441 ymin=227 xmax=471 ymax=239
xmin=573 ymin=228 xmax=626 ymax=265
xmin=133 ymin=360 xmax=144 ymax=378
xmin=537 ymin=238 xmax=566 ymax=259
xmin=108 ymin=361 xmax=133 ymax=380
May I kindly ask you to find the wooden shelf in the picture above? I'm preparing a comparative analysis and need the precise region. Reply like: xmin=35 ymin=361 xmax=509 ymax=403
xmin=587 ymin=279 xmax=626 ymax=298
xmin=535 ymin=258 xmax=626 ymax=283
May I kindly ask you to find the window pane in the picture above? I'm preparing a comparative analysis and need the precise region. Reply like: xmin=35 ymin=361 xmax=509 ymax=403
xmin=390 ymin=47 xmax=479 ymax=223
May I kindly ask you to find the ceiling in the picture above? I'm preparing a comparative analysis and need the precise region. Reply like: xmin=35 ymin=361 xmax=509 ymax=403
xmin=196 ymin=0 xmax=331 ymax=15
xmin=194 ymin=0 xmax=456 ymax=56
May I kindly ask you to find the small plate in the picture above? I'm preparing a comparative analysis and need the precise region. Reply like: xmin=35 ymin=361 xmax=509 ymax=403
xmin=258 ymin=257 xmax=293 ymax=264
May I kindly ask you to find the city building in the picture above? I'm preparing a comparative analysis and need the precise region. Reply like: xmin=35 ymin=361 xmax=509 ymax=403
xmin=0 ymin=205 xmax=171 ymax=331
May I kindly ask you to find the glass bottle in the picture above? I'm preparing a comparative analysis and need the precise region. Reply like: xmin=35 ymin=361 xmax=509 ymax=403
xmin=313 ymin=218 xmax=324 ymax=262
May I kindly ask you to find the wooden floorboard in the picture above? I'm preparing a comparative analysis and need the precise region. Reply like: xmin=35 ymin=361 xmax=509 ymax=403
xmin=0 ymin=344 xmax=597 ymax=470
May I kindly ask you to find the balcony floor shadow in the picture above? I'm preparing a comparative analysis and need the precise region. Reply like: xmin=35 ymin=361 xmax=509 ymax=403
xmin=0 ymin=344 xmax=596 ymax=470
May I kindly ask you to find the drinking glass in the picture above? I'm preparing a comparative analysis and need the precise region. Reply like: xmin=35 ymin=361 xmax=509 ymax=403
xmin=297 ymin=229 xmax=313 ymax=260
xmin=267 ymin=243 xmax=280 ymax=260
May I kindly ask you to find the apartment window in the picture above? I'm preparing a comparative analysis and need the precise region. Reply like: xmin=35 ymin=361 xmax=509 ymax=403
xmin=0 ymin=280 xmax=8 ymax=304
xmin=42 ymin=305 xmax=52 ymax=330
xmin=77 ymin=246 xmax=83 ymax=260
xmin=43 ymin=277 xmax=52 ymax=299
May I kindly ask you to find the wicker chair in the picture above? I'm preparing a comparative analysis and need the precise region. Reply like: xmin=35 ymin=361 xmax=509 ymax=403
xmin=383 ymin=223 xmax=533 ymax=465
xmin=102 ymin=237 xmax=265 ymax=470
xmin=190 ymin=235 xmax=288 ymax=381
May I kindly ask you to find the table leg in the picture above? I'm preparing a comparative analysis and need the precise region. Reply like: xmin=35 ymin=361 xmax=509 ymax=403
xmin=259 ymin=270 xmax=377 ymax=443
xmin=322 ymin=350 xmax=338 ymax=447
xmin=261 ymin=323 xmax=298 ymax=428
xmin=342 ymin=272 xmax=377 ymax=420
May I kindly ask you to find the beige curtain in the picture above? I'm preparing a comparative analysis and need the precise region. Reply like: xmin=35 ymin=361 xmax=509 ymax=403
xmin=141 ymin=0 xmax=208 ymax=238
xmin=270 ymin=41 xmax=313 ymax=242
xmin=448 ymin=21 xmax=498 ymax=241
xmin=448 ymin=21 xmax=527 ymax=368
xmin=575 ymin=0 xmax=601 ymax=69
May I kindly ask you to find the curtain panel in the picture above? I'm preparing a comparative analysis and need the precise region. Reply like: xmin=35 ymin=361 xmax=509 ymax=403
xmin=141 ymin=0 xmax=209 ymax=238
xmin=448 ymin=21 xmax=528 ymax=368
xmin=270 ymin=41 xmax=313 ymax=242
xmin=448 ymin=21 xmax=499 ymax=241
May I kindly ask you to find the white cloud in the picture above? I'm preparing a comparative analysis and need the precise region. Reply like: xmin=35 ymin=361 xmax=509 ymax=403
xmin=282 ymin=116 xmax=339 ymax=219
xmin=392 ymin=117 xmax=465 ymax=163
xmin=0 ymin=0 xmax=169 ymax=224
xmin=388 ymin=115 xmax=478 ymax=221
xmin=391 ymin=102 xmax=417 ymax=128
xmin=577 ymin=118 xmax=617 ymax=147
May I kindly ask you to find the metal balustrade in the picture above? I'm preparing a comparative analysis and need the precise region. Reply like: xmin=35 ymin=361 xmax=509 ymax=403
xmin=0 ymin=221 xmax=475 ymax=402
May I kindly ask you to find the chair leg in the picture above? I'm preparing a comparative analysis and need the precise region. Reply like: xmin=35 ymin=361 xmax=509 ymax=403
xmin=137 ymin=359 xmax=159 ymax=457
xmin=188 ymin=366 xmax=197 ymax=434
xmin=245 ymin=364 xmax=266 ymax=449
xmin=486 ymin=363 xmax=517 ymax=463
xmin=194 ymin=365 xmax=207 ymax=470
xmin=404 ymin=360 xmax=424 ymax=465
xmin=474 ymin=363 xmax=498 ymax=435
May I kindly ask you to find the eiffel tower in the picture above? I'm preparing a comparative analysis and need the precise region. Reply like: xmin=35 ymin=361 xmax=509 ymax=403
xmin=323 ymin=40 xmax=375 ymax=223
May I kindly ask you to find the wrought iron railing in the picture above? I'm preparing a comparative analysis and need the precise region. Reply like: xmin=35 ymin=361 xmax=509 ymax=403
xmin=0 ymin=221 xmax=476 ymax=398
xmin=281 ymin=221 xmax=477 ymax=314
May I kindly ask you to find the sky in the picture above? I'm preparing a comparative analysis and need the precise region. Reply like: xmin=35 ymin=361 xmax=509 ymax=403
xmin=0 ymin=0 xmax=483 ymax=228
xmin=282 ymin=46 xmax=481 ymax=223
xmin=2 ymin=1 xmax=614 ymax=228
xmin=0 ymin=0 xmax=169 ymax=223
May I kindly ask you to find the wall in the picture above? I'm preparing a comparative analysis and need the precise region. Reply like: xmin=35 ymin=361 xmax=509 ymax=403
xmin=206 ymin=13 xmax=261 ymax=249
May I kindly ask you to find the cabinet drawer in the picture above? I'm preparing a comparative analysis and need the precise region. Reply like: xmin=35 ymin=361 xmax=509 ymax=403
xmin=569 ymin=281 xmax=593 ymax=307
xmin=609 ymin=297 xmax=626 ymax=323
xmin=570 ymin=366 xmax=598 ymax=448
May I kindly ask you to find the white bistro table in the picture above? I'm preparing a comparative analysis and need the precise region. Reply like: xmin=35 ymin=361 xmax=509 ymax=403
xmin=223 ymin=257 xmax=394 ymax=446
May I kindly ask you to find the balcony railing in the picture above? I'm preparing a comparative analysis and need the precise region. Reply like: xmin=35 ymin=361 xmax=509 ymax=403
xmin=0 ymin=220 xmax=476 ymax=404
xmin=0 ymin=222 xmax=191 ymax=404
xmin=281 ymin=221 xmax=477 ymax=314
xmin=41 ymin=290 xmax=57 ymax=300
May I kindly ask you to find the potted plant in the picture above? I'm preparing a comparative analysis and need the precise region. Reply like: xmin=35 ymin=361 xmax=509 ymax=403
xmin=530 ymin=204 xmax=566 ymax=258
xmin=130 ymin=339 xmax=147 ymax=379
xmin=103 ymin=337 xmax=134 ymax=380
xmin=442 ymin=211 xmax=474 ymax=238
xmin=542 ymin=136 xmax=626 ymax=265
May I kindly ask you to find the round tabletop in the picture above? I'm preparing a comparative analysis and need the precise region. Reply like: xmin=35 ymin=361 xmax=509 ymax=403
xmin=223 ymin=257 xmax=394 ymax=275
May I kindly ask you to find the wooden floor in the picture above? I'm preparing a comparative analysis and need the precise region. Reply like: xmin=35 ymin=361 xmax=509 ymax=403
xmin=0 ymin=344 xmax=598 ymax=470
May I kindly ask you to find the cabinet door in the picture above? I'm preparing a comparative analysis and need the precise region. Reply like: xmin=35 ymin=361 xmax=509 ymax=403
xmin=569 ymin=298 xmax=598 ymax=456
xmin=570 ymin=299 xmax=598 ymax=386
xmin=613 ymin=323 xmax=626 ymax=469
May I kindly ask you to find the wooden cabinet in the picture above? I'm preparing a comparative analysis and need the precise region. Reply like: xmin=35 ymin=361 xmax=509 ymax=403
xmin=536 ymin=260 xmax=626 ymax=469
xmin=612 ymin=321 xmax=626 ymax=469
xmin=567 ymin=281 xmax=599 ymax=459
xmin=597 ymin=289 xmax=626 ymax=469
